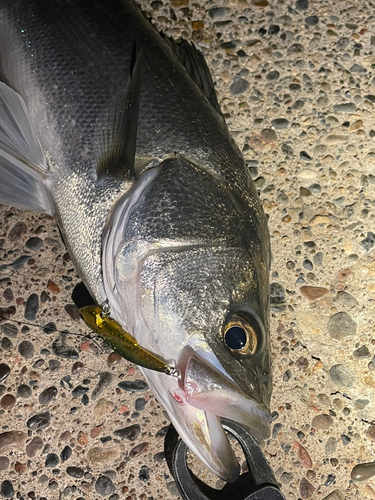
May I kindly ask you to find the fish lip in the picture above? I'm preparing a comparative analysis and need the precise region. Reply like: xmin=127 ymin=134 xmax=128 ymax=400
xmin=175 ymin=346 xmax=270 ymax=482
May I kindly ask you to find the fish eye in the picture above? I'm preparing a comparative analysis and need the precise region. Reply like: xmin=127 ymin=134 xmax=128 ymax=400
xmin=223 ymin=313 xmax=259 ymax=355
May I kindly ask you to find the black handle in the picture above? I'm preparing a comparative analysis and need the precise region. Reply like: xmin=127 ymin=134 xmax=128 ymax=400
xmin=164 ymin=418 xmax=287 ymax=500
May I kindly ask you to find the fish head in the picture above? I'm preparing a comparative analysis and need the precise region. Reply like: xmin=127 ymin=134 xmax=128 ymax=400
xmin=102 ymin=157 xmax=271 ymax=482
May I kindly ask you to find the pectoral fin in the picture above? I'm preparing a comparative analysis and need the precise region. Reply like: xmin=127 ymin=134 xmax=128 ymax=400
xmin=0 ymin=82 xmax=52 ymax=214
xmin=95 ymin=46 xmax=143 ymax=181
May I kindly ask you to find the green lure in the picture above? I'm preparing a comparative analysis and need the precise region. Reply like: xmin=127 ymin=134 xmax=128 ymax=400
xmin=80 ymin=305 xmax=175 ymax=375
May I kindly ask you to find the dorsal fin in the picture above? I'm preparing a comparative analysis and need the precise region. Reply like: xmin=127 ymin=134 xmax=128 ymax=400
xmin=165 ymin=37 xmax=222 ymax=116
xmin=95 ymin=46 xmax=143 ymax=180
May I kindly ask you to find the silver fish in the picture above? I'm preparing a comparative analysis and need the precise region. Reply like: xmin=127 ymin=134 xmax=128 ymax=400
xmin=0 ymin=0 xmax=271 ymax=481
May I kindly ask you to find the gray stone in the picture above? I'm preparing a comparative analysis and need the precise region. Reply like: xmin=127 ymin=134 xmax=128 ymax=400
xmin=95 ymin=476 xmax=116 ymax=497
xmin=25 ymin=237 xmax=43 ymax=251
xmin=24 ymin=294 xmax=39 ymax=321
xmin=271 ymin=118 xmax=290 ymax=130
xmin=333 ymin=103 xmax=357 ymax=113
xmin=117 ymin=380 xmax=148 ymax=392
xmin=229 ymin=77 xmax=249 ymax=95
xmin=18 ymin=340 xmax=34 ymax=359
xmin=329 ymin=364 xmax=355 ymax=388
xmin=328 ymin=312 xmax=357 ymax=340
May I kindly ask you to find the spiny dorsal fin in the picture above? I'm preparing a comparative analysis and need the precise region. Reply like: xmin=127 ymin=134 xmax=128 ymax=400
xmin=164 ymin=37 xmax=222 ymax=116
xmin=95 ymin=46 xmax=143 ymax=181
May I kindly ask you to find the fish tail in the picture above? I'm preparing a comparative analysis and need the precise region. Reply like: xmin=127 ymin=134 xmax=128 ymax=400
xmin=0 ymin=82 xmax=53 ymax=215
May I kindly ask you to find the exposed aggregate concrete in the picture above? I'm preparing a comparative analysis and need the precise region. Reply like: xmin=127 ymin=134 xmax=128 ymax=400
xmin=1 ymin=0 xmax=375 ymax=498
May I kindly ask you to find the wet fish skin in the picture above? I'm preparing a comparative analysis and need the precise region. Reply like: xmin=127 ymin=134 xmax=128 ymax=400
xmin=0 ymin=0 xmax=271 ymax=482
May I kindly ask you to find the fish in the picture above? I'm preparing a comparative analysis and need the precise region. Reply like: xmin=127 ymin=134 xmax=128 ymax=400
xmin=0 ymin=0 xmax=272 ymax=482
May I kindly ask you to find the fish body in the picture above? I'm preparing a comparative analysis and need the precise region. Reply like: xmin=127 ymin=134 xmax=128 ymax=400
xmin=0 ymin=0 xmax=271 ymax=481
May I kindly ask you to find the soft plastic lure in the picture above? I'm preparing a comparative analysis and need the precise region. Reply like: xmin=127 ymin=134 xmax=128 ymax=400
xmin=80 ymin=305 xmax=176 ymax=375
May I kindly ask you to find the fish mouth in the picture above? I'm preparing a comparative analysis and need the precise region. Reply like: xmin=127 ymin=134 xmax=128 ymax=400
xmin=171 ymin=345 xmax=271 ymax=483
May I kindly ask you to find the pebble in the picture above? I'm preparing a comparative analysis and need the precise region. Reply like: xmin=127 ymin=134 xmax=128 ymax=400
xmin=296 ymin=0 xmax=308 ymax=10
xmin=18 ymin=340 xmax=34 ymax=359
xmin=2 ymin=289 xmax=13 ymax=302
xmin=229 ymin=77 xmax=249 ymax=95
xmin=305 ymin=15 xmax=318 ymax=26
xmin=87 ymin=447 xmax=119 ymax=466
xmin=0 ymin=307 xmax=16 ymax=322
xmin=329 ymin=364 xmax=355 ymax=388
xmin=353 ymin=345 xmax=371 ymax=359
xmin=166 ymin=481 xmax=180 ymax=496
xmin=47 ymin=280 xmax=60 ymax=294
xmin=139 ymin=465 xmax=150 ymax=482
xmin=153 ymin=452 xmax=166 ymax=463
xmin=361 ymin=232 xmax=375 ymax=252
xmin=322 ymin=491 xmax=344 ymax=500
xmin=270 ymin=282 xmax=286 ymax=311
xmin=52 ymin=338 xmax=79 ymax=359
xmin=302 ymin=259 xmax=313 ymax=271
xmin=117 ymin=380 xmax=148 ymax=392
xmin=26 ymin=411 xmax=51 ymax=430
xmin=24 ymin=293 xmax=39 ymax=321
xmin=0 ymin=480 xmax=14 ymax=499
xmin=341 ymin=434 xmax=351 ymax=445
xmin=49 ymin=359 xmax=61 ymax=372
xmin=17 ymin=384 xmax=32 ymax=398
xmin=71 ymin=361 xmax=84 ymax=374
xmin=95 ymin=476 xmax=116 ymax=497
xmin=328 ymin=312 xmax=357 ymax=340
xmin=350 ymin=63 xmax=366 ymax=73
xmin=43 ymin=322 xmax=56 ymax=334
xmin=60 ymin=445 xmax=72 ymax=461
xmin=313 ymin=252 xmax=323 ymax=266
xmin=64 ymin=304 xmax=81 ymax=322
xmin=26 ymin=436 xmax=43 ymax=458
xmin=45 ymin=453 xmax=59 ymax=467
xmin=8 ymin=221 xmax=27 ymax=241
xmin=299 ymin=477 xmax=315 ymax=499
xmin=271 ymin=118 xmax=290 ymax=130
xmin=312 ymin=414 xmax=333 ymax=430
xmin=114 ymin=424 xmax=140 ymax=441
xmin=91 ymin=372 xmax=113 ymax=400
xmin=0 ymin=457 xmax=9 ymax=471
xmin=94 ymin=399 xmax=113 ymax=418
xmin=0 ymin=365 xmax=10 ymax=383
xmin=300 ymin=151 xmax=312 ymax=161
xmin=155 ymin=426 xmax=170 ymax=438
xmin=39 ymin=386 xmax=58 ymax=405
xmin=351 ymin=462 xmax=375 ymax=482
xmin=366 ymin=425 xmax=375 ymax=442
xmin=295 ymin=442 xmax=312 ymax=469
xmin=72 ymin=385 xmax=89 ymax=398
xmin=130 ymin=442 xmax=149 ymax=459
xmin=0 ymin=394 xmax=16 ymax=410
xmin=333 ymin=103 xmax=357 ymax=113
xmin=325 ymin=437 xmax=337 ymax=454
xmin=1 ymin=338 xmax=12 ymax=351
xmin=67 ymin=466 xmax=84 ymax=478
xmin=0 ymin=323 xmax=17 ymax=338
xmin=135 ymin=398 xmax=147 ymax=411
xmin=107 ymin=352 xmax=121 ymax=365
xmin=334 ymin=291 xmax=358 ymax=308
xmin=300 ymin=286 xmax=329 ymax=301
xmin=25 ymin=237 xmax=43 ymax=251
xmin=0 ymin=431 xmax=27 ymax=453
xmin=208 ymin=7 xmax=231 ymax=18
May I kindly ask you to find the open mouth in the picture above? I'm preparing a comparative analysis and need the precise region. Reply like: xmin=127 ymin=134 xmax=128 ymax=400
xmin=170 ymin=346 xmax=271 ymax=482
